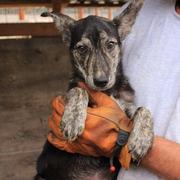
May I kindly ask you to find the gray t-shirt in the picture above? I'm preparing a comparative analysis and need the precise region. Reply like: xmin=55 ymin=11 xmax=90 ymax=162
xmin=118 ymin=0 xmax=180 ymax=179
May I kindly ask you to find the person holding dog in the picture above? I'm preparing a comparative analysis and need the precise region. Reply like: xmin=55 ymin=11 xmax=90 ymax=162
xmin=38 ymin=0 xmax=180 ymax=180
xmin=117 ymin=0 xmax=180 ymax=179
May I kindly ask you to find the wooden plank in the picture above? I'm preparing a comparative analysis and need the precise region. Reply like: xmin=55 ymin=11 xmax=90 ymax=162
xmin=0 ymin=1 xmax=123 ymax=8
xmin=52 ymin=0 xmax=70 ymax=13
xmin=0 ymin=23 xmax=59 ymax=36
xmin=0 ymin=0 xmax=51 ymax=4
xmin=0 ymin=3 xmax=52 ymax=7
xmin=52 ymin=0 xmax=61 ymax=12
xmin=65 ymin=3 xmax=124 ymax=7
xmin=0 ymin=0 xmax=53 ymax=8
xmin=0 ymin=0 xmax=68 ymax=7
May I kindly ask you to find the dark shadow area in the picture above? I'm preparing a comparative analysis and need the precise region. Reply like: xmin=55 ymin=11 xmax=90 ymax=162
xmin=0 ymin=37 xmax=70 ymax=180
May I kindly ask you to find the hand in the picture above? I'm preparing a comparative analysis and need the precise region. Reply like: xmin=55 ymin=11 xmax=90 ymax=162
xmin=47 ymin=83 xmax=133 ymax=169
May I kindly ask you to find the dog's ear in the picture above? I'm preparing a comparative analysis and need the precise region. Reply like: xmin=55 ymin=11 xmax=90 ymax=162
xmin=113 ymin=0 xmax=144 ymax=41
xmin=41 ymin=12 xmax=75 ymax=46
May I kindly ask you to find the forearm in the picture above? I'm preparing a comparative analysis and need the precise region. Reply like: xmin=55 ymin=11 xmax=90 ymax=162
xmin=141 ymin=136 xmax=180 ymax=180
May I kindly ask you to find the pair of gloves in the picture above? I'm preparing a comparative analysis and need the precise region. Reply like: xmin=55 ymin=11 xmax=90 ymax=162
xmin=47 ymin=83 xmax=147 ymax=170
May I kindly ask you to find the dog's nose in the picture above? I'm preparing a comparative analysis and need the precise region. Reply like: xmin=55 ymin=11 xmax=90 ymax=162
xmin=93 ymin=77 xmax=108 ymax=87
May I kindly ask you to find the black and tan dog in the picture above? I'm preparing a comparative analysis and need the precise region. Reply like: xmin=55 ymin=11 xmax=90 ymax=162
xmin=35 ymin=0 xmax=153 ymax=179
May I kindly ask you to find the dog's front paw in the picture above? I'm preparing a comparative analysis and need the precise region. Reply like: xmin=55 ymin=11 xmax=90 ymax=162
xmin=60 ymin=87 xmax=89 ymax=141
xmin=127 ymin=107 xmax=154 ymax=163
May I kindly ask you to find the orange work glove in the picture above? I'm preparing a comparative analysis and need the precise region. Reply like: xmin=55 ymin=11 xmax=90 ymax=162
xmin=47 ymin=82 xmax=133 ymax=169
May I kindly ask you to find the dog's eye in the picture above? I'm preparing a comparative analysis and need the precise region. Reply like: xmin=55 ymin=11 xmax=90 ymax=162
xmin=77 ymin=45 xmax=88 ymax=55
xmin=106 ymin=41 xmax=116 ymax=50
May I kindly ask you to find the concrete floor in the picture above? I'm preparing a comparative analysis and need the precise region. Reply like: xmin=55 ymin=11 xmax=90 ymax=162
xmin=0 ymin=37 xmax=70 ymax=180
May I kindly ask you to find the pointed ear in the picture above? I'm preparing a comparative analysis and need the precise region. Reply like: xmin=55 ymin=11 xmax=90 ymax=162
xmin=113 ymin=0 xmax=144 ymax=41
xmin=41 ymin=12 xmax=75 ymax=46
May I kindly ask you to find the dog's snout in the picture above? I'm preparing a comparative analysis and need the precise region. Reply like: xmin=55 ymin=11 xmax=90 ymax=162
xmin=93 ymin=77 xmax=108 ymax=87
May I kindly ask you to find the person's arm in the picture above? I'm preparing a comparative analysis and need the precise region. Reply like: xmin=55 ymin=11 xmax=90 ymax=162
xmin=142 ymin=136 xmax=180 ymax=180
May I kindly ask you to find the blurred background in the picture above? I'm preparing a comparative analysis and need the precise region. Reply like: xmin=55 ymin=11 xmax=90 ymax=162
xmin=0 ymin=1 xmax=125 ymax=179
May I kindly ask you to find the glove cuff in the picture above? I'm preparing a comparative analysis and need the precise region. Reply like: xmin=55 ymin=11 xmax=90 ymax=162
xmin=112 ymin=129 xmax=132 ymax=169
xmin=119 ymin=145 xmax=131 ymax=169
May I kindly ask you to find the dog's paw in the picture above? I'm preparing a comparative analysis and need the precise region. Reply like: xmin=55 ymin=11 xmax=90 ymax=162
xmin=60 ymin=87 xmax=89 ymax=141
xmin=127 ymin=107 xmax=154 ymax=163
xmin=60 ymin=108 xmax=87 ymax=141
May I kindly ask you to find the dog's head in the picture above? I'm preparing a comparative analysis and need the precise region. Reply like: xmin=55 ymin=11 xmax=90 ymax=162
xmin=42 ymin=0 xmax=143 ymax=90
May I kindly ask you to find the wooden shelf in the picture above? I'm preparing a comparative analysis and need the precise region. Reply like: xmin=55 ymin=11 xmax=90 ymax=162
xmin=0 ymin=1 xmax=122 ymax=37
xmin=0 ymin=23 xmax=59 ymax=37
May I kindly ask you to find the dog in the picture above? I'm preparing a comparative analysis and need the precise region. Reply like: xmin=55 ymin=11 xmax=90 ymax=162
xmin=35 ymin=0 xmax=153 ymax=179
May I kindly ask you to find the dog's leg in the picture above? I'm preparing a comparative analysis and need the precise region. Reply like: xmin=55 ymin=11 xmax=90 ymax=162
xmin=60 ymin=87 xmax=89 ymax=141
xmin=118 ymin=99 xmax=154 ymax=164
xmin=115 ymin=77 xmax=154 ymax=164
xmin=118 ymin=97 xmax=154 ymax=164
xmin=127 ymin=107 xmax=154 ymax=164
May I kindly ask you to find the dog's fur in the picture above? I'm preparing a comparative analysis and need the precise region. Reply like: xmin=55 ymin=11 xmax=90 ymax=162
xmin=35 ymin=0 xmax=154 ymax=179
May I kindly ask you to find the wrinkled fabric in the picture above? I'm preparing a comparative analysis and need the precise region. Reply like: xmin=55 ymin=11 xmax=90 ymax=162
xmin=118 ymin=0 xmax=180 ymax=179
